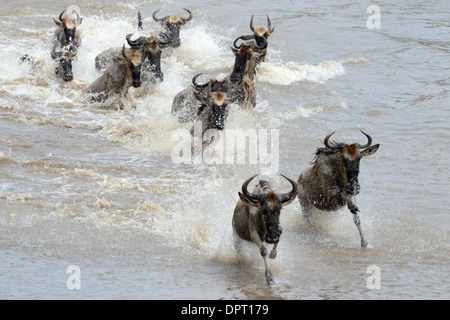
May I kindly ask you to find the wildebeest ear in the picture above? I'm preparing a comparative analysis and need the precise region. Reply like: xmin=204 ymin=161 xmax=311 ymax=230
xmin=360 ymin=144 xmax=380 ymax=157
xmin=53 ymin=18 xmax=62 ymax=26
xmin=238 ymin=192 xmax=259 ymax=207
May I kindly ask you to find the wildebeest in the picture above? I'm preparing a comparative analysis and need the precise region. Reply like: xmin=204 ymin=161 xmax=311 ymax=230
xmin=233 ymin=174 xmax=298 ymax=285
xmin=53 ymin=5 xmax=82 ymax=47
xmin=189 ymin=76 xmax=231 ymax=138
xmin=238 ymin=14 xmax=274 ymax=62
xmin=152 ymin=8 xmax=193 ymax=47
xmin=86 ymin=41 xmax=146 ymax=109
xmin=51 ymin=5 xmax=82 ymax=81
xmin=297 ymin=131 xmax=380 ymax=247
xmin=172 ymin=73 xmax=228 ymax=124
xmin=228 ymin=36 xmax=266 ymax=110
xmin=95 ymin=33 xmax=170 ymax=83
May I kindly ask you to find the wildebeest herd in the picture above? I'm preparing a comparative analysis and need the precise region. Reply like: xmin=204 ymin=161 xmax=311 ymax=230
xmin=24 ymin=5 xmax=381 ymax=285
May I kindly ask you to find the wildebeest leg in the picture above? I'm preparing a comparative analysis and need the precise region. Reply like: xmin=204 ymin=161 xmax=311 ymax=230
xmin=232 ymin=230 xmax=242 ymax=251
xmin=329 ymin=186 xmax=368 ymax=247
xmin=269 ymin=241 xmax=278 ymax=259
xmin=119 ymin=87 xmax=137 ymax=110
xmin=353 ymin=213 xmax=368 ymax=248
xmin=298 ymin=185 xmax=313 ymax=220
xmin=250 ymin=229 xmax=274 ymax=284
xmin=341 ymin=194 xmax=368 ymax=247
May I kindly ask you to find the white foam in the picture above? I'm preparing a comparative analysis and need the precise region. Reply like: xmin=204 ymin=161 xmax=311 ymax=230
xmin=258 ymin=60 xmax=346 ymax=85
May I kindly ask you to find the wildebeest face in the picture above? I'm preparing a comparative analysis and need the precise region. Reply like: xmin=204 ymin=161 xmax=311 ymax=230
xmin=238 ymin=175 xmax=298 ymax=244
xmin=230 ymin=46 xmax=255 ymax=83
xmin=260 ymin=192 xmax=282 ymax=243
xmin=250 ymin=14 xmax=273 ymax=47
xmin=152 ymin=9 xmax=193 ymax=47
xmin=321 ymin=132 xmax=380 ymax=196
xmin=54 ymin=9 xmax=81 ymax=45
xmin=128 ymin=62 xmax=142 ymax=88
xmin=163 ymin=20 xmax=184 ymax=47
xmin=341 ymin=145 xmax=362 ymax=196
xmin=122 ymin=46 xmax=144 ymax=88
xmin=210 ymin=92 xmax=228 ymax=130
xmin=64 ymin=26 xmax=76 ymax=43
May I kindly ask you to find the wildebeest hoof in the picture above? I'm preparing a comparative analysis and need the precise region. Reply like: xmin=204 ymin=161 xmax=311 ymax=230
xmin=265 ymin=271 xmax=274 ymax=285
xmin=269 ymin=250 xmax=277 ymax=259
xmin=361 ymin=239 xmax=368 ymax=248
xmin=350 ymin=206 xmax=360 ymax=214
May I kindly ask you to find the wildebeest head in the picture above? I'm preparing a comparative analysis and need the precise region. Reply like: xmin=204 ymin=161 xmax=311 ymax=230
xmin=192 ymin=73 xmax=229 ymax=102
xmin=229 ymin=37 xmax=265 ymax=83
xmin=238 ymin=175 xmax=298 ymax=244
xmin=53 ymin=9 xmax=82 ymax=45
xmin=122 ymin=44 xmax=145 ymax=88
xmin=51 ymin=44 xmax=77 ymax=82
xmin=152 ymin=8 xmax=193 ymax=47
xmin=239 ymin=14 xmax=274 ymax=49
xmin=127 ymin=33 xmax=170 ymax=82
xmin=317 ymin=131 xmax=380 ymax=196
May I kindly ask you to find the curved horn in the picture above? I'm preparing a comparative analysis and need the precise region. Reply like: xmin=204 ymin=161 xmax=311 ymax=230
xmin=278 ymin=175 xmax=298 ymax=207
xmin=50 ymin=46 xmax=59 ymax=59
xmin=152 ymin=9 xmax=163 ymax=22
xmin=192 ymin=73 xmax=209 ymax=90
xmin=156 ymin=33 xmax=171 ymax=45
xmin=53 ymin=18 xmax=62 ymax=26
xmin=356 ymin=131 xmax=373 ymax=149
xmin=266 ymin=14 xmax=274 ymax=33
xmin=122 ymin=44 xmax=127 ymax=59
xmin=233 ymin=36 xmax=248 ymax=49
xmin=137 ymin=11 xmax=143 ymax=31
xmin=181 ymin=8 xmax=193 ymax=22
xmin=126 ymin=33 xmax=141 ymax=48
xmin=53 ymin=10 xmax=65 ymax=26
xmin=126 ymin=34 xmax=149 ymax=49
xmin=250 ymin=15 xmax=255 ymax=32
xmin=241 ymin=175 xmax=261 ymax=203
xmin=75 ymin=11 xmax=82 ymax=25
xmin=240 ymin=35 xmax=256 ymax=41
xmin=207 ymin=80 xmax=212 ymax=97
xmin=324 ymin=132 xmax=340 ymax=149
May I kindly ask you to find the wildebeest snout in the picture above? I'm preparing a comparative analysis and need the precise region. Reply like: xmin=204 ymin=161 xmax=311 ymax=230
xmin=265 ymin=226 xmax=281 ymax=244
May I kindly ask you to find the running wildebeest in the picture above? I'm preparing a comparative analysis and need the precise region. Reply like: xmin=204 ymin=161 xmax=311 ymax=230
xmin=228 ymin=36 xmax=266 ymax=110
xmin=152 ymin=8 xmax=193 ymax=48
xmin=238 ymin=14 xmax=274 ymax=62
xmin=95 ymin=33 xmax=170 ymax=83
xmin=172 ymin=73 xmax=229 ymax=124
xmin=189 ymin=76 xmax=231 ymax=139
xmin=233 ymin=175 xmax=298 ymax=285
xmin=51 ymin=5 xmax=82 ymax=81
xmin=297 ymin=131 xmax=380 ymax=247
xmin=86 ymin=40 xmax=146 ymax=109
